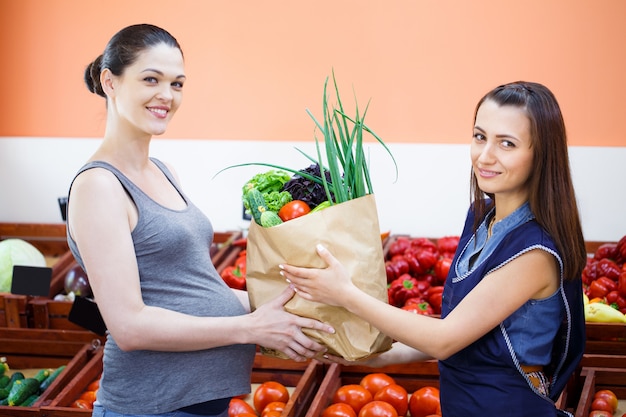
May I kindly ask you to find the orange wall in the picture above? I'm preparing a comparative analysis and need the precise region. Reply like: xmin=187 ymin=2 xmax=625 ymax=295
xmin=1 ymin=0 xmax=625 ymax=146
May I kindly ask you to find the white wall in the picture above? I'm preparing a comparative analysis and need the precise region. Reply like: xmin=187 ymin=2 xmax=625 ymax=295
xmin=0 ymin=138 xmax=624 ymax=242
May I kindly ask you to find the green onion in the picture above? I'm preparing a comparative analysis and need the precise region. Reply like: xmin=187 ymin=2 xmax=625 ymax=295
xmin=215 ymin=71 xmax=397 ymax=203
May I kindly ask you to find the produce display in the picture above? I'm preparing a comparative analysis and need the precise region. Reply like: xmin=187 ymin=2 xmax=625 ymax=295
xmin=321 ymin=372 xmax=440 ymax=417
xmin=583 ymin=235 xmax=626 ymax=323
xmin=0 ymin=357 xmax=66 ymax=407
xmin=384 ymin=236 xmax=459 ymax=315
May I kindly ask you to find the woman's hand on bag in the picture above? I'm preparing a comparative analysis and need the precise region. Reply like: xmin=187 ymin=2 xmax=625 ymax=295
xmin=280 ymin=244 xmax=357 ymax=307
xmin=250 ymin=286 xmax=335 ymax=362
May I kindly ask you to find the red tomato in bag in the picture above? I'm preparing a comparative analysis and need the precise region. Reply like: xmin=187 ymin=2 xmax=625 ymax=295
xmin=278 ymin=200 xmax=311 ymax=221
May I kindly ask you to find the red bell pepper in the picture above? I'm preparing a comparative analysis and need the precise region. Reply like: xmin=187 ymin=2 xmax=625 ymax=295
xmin=434 ymin=257 xmax=453 ymax=282
xmin=606 ymin=290 xmax=626 ymax=313
xmin=426 ymin=286 xmax=444 ymax=314
xmin=593 ymin=243 xmax=617 ymax=261
xmin=618 ymin=271 xmax=626 ymax=297
xmin=220 ymin=265 xmax=246 ymax=290
xmin=402 ymin=301 xmax=434 ymax=316
xmin=615 ymin=234 xmax=626 ymax=264
xmin=587 ymin=279 xmax=610 ymax=299
xmin=408 ymin=237 xmax=439 ymax=257
xmin=596 ymin=276 xmax=617 ymax=293
xmin=597 ymin=258 xmax=621 ymax=280
xmin=388 ymin=237 xmax=411 ymax=258
xmin=385 ymin=257 xmax=410 ymax=283
xmin=437 ymin=236 xmax=460 ymax=257
xmin=388 ymin=274 xmax=422 ymax=307
xmin=403 ymin=251 xmax=427 ymax=275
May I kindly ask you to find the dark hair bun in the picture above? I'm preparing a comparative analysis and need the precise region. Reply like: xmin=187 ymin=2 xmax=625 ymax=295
xmin=84 ymin=55 xmax=105 ymax=97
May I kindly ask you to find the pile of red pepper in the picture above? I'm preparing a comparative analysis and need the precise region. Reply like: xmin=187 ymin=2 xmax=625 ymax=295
xmin=219 ymin=239 xmax=248 ymax=290
xmin=385 ymin=235 xmax=459 ymax=315
xmin=583 ymin=234 xmax=626 ymax=314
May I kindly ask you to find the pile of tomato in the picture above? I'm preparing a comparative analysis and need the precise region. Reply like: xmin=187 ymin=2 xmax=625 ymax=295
xmin=70 ymin=375 xmax=100 ymax=410
xmin=228 ymin=380 xmax=290 ymax=417
xmin=588 ymin=388 xmax=623 ymax=417
xmin=322 ymin=372 xmax=440 ymax=417
xmin=385 ymin=236 xmax=459 ymax=315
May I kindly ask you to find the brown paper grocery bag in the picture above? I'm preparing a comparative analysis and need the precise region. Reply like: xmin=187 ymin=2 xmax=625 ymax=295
xmin=246 ymin=194 xmax=393 ymax=361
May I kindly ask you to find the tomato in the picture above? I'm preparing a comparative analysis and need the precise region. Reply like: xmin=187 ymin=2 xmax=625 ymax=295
xmin=589 ymin=411 xmax=613 ymax=417
xmin=592 ymin=397 xmax=615 ymax=413
xmin=278 ymin=200 xmax=311 ymax=221
xmin=358 ymin=400 xmax=398 ymax=417
xmin=373 ymin=384 xmax=408 ymax=416
xmin=333 ymin=384 xmax=373 ymax=414
xmin=263 ymin=412 xmax=282 ymax=417
xmin=253 ymin=381 xmax=290 ymax=413
xmin=229 ymin=398 xmax=256 ymax=417
xmin=360 ymin=373 xmax=396 ymax=397
xmin=322 ymin=403 xmax=358 ymax=417
xmin=408 ymin=386 xmax=440 ymax=417
xmin=70 ymin=399 xmax=92 ymax=409
xmin=262 ymin=401 xmax=287 ymax=417
xmin=87 ymin=378 xmax=100 ymax=392
xmin=79 ymin=390 xmax=97 ymax=406
xmin=594 ymin=389 xmax=618 ymax=413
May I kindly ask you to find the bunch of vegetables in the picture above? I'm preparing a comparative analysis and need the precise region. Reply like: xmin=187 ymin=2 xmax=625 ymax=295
xmin=0 ymin=357 xmax=66 ymax=407
xmin=583 ymin=234 xmax=626 ymax=323
xmin=385 ymin=236 xmax=459 ymax=315
xmin=321 ymin=372 xmax=440 ymax=417
xmin=241 ymin=165 xmax=333 ymax=228
xmin=218 ymin=71 xmax=397 ymax=228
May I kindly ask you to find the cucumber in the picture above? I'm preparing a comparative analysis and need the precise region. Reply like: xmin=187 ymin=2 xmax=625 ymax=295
xmin=38 ymin=365 xmax=65 ymax=393
xmin=19 ymin=393 xmax=39 ymax=407
xmin=246 ymin=188 xmax=269 ymax=225
xmin=260 ymin=210 xmax=283 ymax=227
xmin=33 ymin=369 xmax=51 ymax=383
xmin=0 ymin=387 xmax=8 ymax=401
xmin=8 ymin=377 xmax=39 ymax=406
xmin=0 ymin=375 xmax=9 ymax=389
xmin=0 ymin=358 xmax=8 ymax=377
xmin=310 ymin=200 xmax=332 ymax=213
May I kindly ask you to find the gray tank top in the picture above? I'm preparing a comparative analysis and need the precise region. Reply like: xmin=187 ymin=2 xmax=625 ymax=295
xmin=67 ymin=158 xmax=255 ymax=414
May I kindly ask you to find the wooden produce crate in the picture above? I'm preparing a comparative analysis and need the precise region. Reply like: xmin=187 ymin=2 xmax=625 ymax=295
xmin=0 ymin=293 xmax=28 ymax=328
xmin=306 ymin=360 xmax=440 ymax=417
xmin=250 ymin=354 xmax=326 ymax=417
xmin=574 ymin=367 xmax=626 ymax=417
xmin=0 ymin=330 xmax=102 ymax=415
xmin=40 ymin=352 xmax=325 ymax=417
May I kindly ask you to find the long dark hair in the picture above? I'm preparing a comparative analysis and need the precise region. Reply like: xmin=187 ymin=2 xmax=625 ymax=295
xmin=470 ymin=81 xmax=586 ymax=281
xmin=84 ymin=24 xmax=183 ymax=98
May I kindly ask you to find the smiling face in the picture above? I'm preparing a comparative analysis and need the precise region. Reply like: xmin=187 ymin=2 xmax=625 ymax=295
xmin=471 ymin=99 xmax=534 ymax=210
xmin=104 ymin=43 xmax=185 ymax=137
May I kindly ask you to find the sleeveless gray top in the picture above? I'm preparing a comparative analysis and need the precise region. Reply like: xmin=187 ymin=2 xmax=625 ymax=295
xmin=67 ymin=159 xmax=255 ymax=414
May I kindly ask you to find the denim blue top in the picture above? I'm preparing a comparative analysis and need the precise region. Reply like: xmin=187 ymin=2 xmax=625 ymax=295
xmin=456 ymin=202 xmax=563 ymax=365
